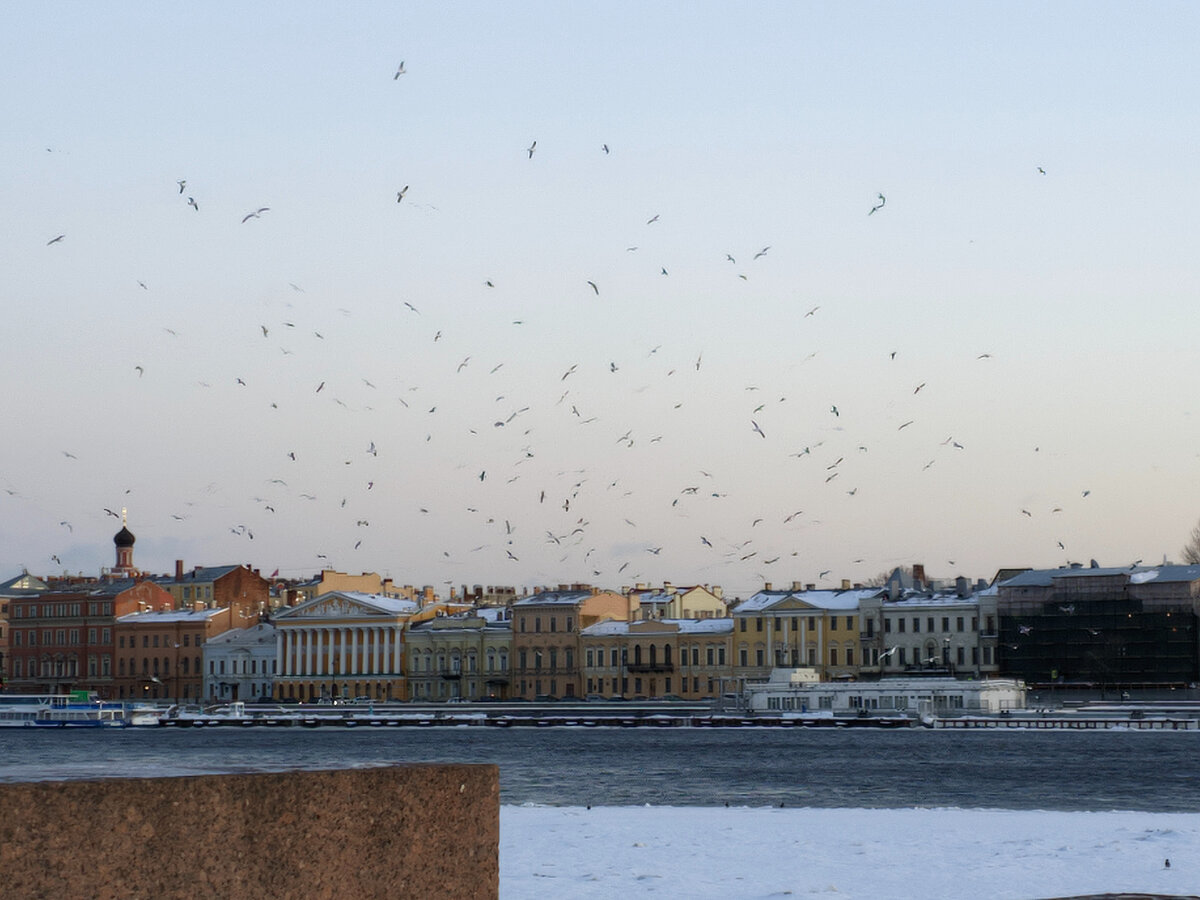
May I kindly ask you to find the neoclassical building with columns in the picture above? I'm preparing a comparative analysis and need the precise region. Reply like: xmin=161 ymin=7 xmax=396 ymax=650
xmin=272 ymin=590 xmax=419 ymax=701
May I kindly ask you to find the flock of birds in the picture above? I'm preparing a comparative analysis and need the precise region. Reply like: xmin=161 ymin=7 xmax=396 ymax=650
xmin=24 ymin=58 xmax=1098 ymax=594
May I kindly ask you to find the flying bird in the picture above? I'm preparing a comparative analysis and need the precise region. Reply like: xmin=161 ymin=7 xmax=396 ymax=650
xmin=587 ymin=281 xmax=598 ymax=295
xmin=47 ymin=234 xmax=65 ymax=245
xmin=751 ymin=420 xmax=765 ymax=439
xmin=397 ymin=185 xmax=408 ymax=202
xmin=526 ymin=140 xmax=536 ymax=159
xmin=394 ymin=61 xmax=406 ymax=78
xmin=753 ymin=246 xmax=770 ymax=260
xmin=602 ymin=144 xmax=609 ymax=154
xmin=868 ymin=193 xmax=886 ymax=215
xmin=241 ymin=207 xmax=269 ymax=222
xmin=187 ymin=197 xmax=199 ymax=211
xmin=177 ymin=179 xmax=186 ymax=194
xmin=646 ymin=214 xmax=660 ymax=224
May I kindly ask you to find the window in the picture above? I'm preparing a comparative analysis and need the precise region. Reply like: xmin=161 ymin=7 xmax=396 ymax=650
xmin=739 ymin=619 xmax=747 ymax=632
xmin=912 ymin=618 xmax=920 ymax=633
xmin=830 ymin=648 xmax=838 ymax=666
xmin=102 ymin=656 xmax=111 ymax=676
xmin=534 ymin=616 xmax=541 ymax=633
xmin=755 ymin=649 xmax=764 ymax=666
xmin=986 ymin=616 xmax=995 ymax=634
xmin=942 ymin=617 xmax=950 ymax=633
xmin=548 ymin=648 xmax=558 ymax=670
xmin=118 ymin=636 xmax=125 ymax=649
xmin=184 ymin=634 xmax=190 ymax=647
xmin=807 ymin=619 xmax=815 ymax=632
xmin=956 ymin=647 xmax=965 ymax=665
xmin=586 ymin=648 xmax=594 ymax=668
xmin=565 ymin=648 xmax=573 ymax=669
xmin=520 ymin=618 xmax=526 ymax=633
xmin=182 ymin=657 xmax=189 ymax=674
xmin=706 ymin=647 xmax=714 ymax=666
xmin=846 ymin=616 xmax=853 ymax=630
xmin=610 ymin=648 xmax=619 ymax=667
xmin=739 ymin=649 xmax=747 ymax=666
xmin=718 ymin=647 xmax=725 ymax=665
xmin=774 ymin=617 xmax=782 ymax=631
xmin=153 ymin=635 xmax=160 ymax=648
xmin=972 ymin=647 xmax=979 ymax=665
xmin=549 ymin=616 xmax=556 ymax=633
xmin=927 ymin=618 xmax=935 ymax=633
xmin=565 ymin=617 xmax=573 ymax=631
xmin=984 ymin=647 xmax=993 ymax=665
xmin=663 ymin=645 xmax=671 ymax=665
xmin=897 ymin=619 xmax=905 ymax=633
xmin=846 ymin=648 xmax=854 ymax=666
xmin=692 ymin=647 xmax=699 ymax=666
xmin=956 ymin=617 xmax=964 ymax=632
xmin=143 ymin=635 xmax=149 ymax=648
xmin=119 ymin=657 xmax=125 ymax=675
xmin=898 ymin=648 xmax=906 ymax=665
xmin=756 ymin=618 xmax=763 ymax=632
xmin=13 ymin=631 xmax=21 ymax=647
xmin=867 ymin=619 xmax=875 ymax=637
xmin=102 ymin=629 xmax=110 ymax=643
xmin=830 ymin=617 xmax=837 ymax=632
xmin=884 ymin=618 xmax=891 ymax=633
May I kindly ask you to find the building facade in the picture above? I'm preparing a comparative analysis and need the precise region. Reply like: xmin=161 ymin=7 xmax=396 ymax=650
xmin=203 ymin=622 xmax=277 ymax=702
xmin=581 ymin=618 xmax=733 ymax=699
xmin=115 ymin=606 xmax=237 ymax=701
xmin=511 ymin=587 xmax=631 ymax=700
xmin=405 ymin=609 xmax=512 ymax=701
xmin=272 ymin=591 xmax=419 ymax=702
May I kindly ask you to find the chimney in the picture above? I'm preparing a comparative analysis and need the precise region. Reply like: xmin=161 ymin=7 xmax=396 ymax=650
xmin=711 ymin=585 xmax=723 ymax=601
xmin=792 ymin=581 xmax=803 ymax=591
xmin=841 ymin=579 xmax=851 ymax=590
xmin=956 ymin=576 xmax=970 ymax=598
xmin=806 ymin=584 xmax=815 ymax=591
xmin=912 ymin=563 xmax=926 ymax=589
xmin=763 ymin=582 xmax=772 ymax=591
xmin=175 ymin=559 xmax=184 ymax=581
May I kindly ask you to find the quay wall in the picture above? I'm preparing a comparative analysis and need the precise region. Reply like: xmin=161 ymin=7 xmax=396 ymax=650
xmin=0 ymin=764 xmax=497 ymax=899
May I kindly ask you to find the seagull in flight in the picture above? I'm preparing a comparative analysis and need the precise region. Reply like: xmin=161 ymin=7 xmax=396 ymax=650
xmin=187 ymin=197 xmax=199 ymax=211
xmin=397 ymin=185 xmax=408 ymax=202
xmin=526 ymin=140 xmax=536 ymax=159
xmin=751 ymin=420 xmax=766 ymax=439
xmin=394 ymin=61 xmax=406 ymax=79
xmin=587 ymin=280 xmax=599 ymax=295
xmin=869 ymin=193 xmax=886 ymax=215
xmin=753 ymin=246 xmax=770 ymax=260
xmin=47 ymin=234 xmax=65 ymax=245
xmin=241 ymin=207 xmax=270 ymax=223
xmin=177 ymin=179 xmax=186 ymax=194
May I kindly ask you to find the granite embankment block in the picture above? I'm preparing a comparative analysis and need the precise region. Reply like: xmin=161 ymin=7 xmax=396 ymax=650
xmin=0 ymin=764 xmax=498 ymax=899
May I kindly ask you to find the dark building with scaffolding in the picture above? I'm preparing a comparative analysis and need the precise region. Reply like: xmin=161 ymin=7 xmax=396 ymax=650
xmin=996 ymin=563 xmax=1200 ymax=688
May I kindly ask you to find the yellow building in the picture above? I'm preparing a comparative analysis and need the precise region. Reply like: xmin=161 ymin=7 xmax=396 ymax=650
xmin=272 ymin=590 xmax=418 ymax=702
xmin=292 ymin=569 xmax=429 ymax=604
xmin=731 ymin=584 xmax=882 ymax=681
xmin=405 ymin=609 xmax=512 ymax=701
xmin=581 ymin=618 xmax=732 ymax=699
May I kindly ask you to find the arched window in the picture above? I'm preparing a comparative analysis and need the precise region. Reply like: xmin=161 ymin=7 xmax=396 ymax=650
xmin=649 ymin=644 xmax=657 ymax=666
xmin=664 ymin=644 xmax=672 ymax=666
xmin=634 ymin=645 xmax=643 ymax=665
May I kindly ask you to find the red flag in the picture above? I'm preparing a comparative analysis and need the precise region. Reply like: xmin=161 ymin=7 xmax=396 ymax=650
xmin=270 ymin=568 xmax=279 ymax=578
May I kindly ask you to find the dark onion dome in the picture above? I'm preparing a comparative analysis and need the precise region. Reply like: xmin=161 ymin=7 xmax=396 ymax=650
xmin=113 ymin=525 xmax=136 ymax=548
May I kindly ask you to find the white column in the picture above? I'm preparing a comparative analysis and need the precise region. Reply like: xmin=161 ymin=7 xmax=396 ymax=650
xmin=340 ymin=627 xmax=348 ymax=676
xmin=277 ymin=631 xmax=284 ymax=678
xmin=351 ymin=628 xmax=359 ymax=675
xmin=393 ymin=625 xmax=402 ymax=675
xmin=307 ymin=627 xmax=316 ymax=676
xmin=373 ymin=627 xmax=382 ymax=674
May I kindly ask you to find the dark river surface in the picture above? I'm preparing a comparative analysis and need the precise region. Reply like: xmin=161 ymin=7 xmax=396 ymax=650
xmin=1 ymin=726 xmax=1197 ymax=811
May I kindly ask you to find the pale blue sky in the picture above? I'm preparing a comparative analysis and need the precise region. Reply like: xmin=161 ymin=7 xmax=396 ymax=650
xmin=3 ymin=3 xmax=1199 ymax=595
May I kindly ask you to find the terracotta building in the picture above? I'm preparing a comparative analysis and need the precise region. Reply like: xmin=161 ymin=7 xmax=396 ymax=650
xmin=114 ymin=606 xmax=242 ymax=702
xmin=158 ymin=561 xmax=269 ymax=621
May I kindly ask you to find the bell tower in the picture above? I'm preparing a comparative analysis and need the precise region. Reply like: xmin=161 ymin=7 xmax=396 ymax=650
xmin=113 ymin=508 xmax=136 ymax=576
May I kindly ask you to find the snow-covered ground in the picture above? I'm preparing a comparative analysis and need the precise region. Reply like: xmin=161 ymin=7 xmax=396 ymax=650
xmin=501 ymin=806 xmax=1197 ymax=899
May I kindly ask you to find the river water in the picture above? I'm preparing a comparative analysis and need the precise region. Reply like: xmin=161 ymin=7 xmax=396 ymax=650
xmin=2 ymin=726 xmax=1197 ymax=812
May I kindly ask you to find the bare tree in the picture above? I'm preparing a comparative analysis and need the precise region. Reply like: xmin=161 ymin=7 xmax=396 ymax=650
xmin=1184 ymin=520 xmax=1200 ymax=565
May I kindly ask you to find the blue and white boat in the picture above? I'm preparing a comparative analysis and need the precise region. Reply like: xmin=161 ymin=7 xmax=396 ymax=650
xmin=0 ymin=693 xmax=149 ymax=728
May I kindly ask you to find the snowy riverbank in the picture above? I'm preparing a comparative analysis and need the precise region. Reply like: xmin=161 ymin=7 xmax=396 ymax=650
xmin=500 ymin=805 xmax=1197 ymax=899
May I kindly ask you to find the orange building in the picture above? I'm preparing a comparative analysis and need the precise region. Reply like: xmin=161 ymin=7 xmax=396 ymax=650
xmin=114 ymin=606 xmax=244 ymax=702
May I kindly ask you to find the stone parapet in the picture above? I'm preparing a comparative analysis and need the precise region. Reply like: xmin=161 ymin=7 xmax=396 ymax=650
xmin=0 ymin=764 xmax=498 ymax=899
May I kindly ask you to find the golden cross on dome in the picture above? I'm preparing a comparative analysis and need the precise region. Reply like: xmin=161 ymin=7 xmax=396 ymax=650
xmin=121 ymin=507 xmax=127 ymax=525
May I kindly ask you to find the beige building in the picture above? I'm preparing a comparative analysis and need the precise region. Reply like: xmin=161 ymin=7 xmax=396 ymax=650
xmin=511 ymin=586 xmax=630 ymax=700
xmin=581 ymin=618 xmax=733 ymax=699
xmin=626 ymin=583 xmax=726 ymax=620
xmin=292 ymin=570 xmax=430 ymax=605
xmin=272 ymin=591 xmax=419 ymax=702
xmin=406 ymin=609 xmax=512 ymax=701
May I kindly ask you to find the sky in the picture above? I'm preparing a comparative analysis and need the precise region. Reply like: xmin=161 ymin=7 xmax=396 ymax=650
xmin=501 ymin=804 xmax=1196 ymax=898
xmin=4 ymin=3 xmax=1200 ymax=596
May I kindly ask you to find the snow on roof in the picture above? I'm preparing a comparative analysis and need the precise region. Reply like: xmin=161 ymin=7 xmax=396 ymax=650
xmin=736 ymin=588 xmax=880 ymax=613
xmin=336 ymin=591 xmax=419 ymax=614
xmin=581 ymin=617 xmax=732 ymax=636
xmin=117 ymin=607 xmax=228 ymax=623
xmin=204 ymin=622 xmax=276 ymax=645
xmin=512 ymin=590 xmax=594 ymax=606
xmin=884 ymin=591 xmax=985 ymax=608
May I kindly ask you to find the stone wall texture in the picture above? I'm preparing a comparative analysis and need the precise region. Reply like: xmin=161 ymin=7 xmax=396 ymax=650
xmin=0 ymin=764 xmax=498 ymax=899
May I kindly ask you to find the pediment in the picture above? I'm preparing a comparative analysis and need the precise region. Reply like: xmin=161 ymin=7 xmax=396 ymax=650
xmin=277 ymin=594 xmax=385 ymax=620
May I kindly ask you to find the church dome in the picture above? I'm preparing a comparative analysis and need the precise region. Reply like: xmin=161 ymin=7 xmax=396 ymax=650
xmin=114 ymin=525 xmax=136 ymax=548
